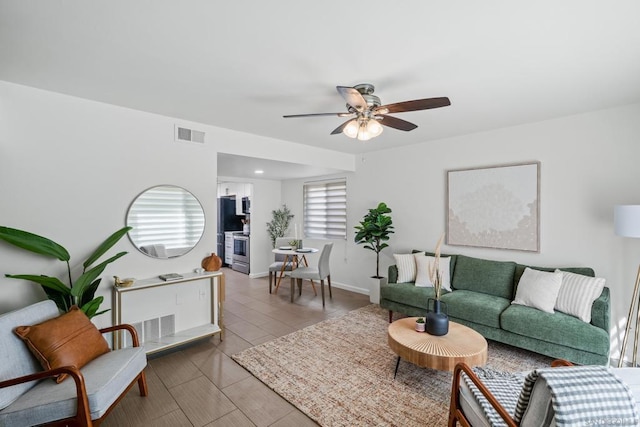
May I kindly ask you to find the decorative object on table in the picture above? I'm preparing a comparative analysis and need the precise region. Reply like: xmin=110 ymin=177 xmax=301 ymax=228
xmin=242 ymin=218 xmax=250 ymax=235
xmin=201 ymin=252 xmax=222 ymax=271
xmin=159 ymin=273 xmax=183 ymax=281
xmin=354 ymin=202 xmax=394 ymax=279
xmin=615 ymin=205 xmax=640 ymax=367
xmin=447 ymin=161 xmax=540 ymax=252
xmin=113 ymin=276 xmax=135 ymax=288
xmin=267 ymin=204 xmax=294 ymax=248
xmin=288 ymin=240 xmax=299 ymax=250
xmin=0 ymin=225 xmax=131 ymax=318
xmin=415 ymin=317 xmax=426 ymax=332
xmin=426 ymin=233 xmax=449 ymax=336
xmin=194 ymin=267 xmax=205 ymax=274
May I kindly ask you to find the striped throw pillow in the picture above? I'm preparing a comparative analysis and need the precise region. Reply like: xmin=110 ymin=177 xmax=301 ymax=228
xmin=394 ymin=253 xmax=422 ymax=283
xmin=554 ymin=269 xmax=605 ymax=323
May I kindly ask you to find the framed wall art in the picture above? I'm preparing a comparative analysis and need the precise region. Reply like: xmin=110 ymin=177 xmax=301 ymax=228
xmin=446 ymin=161 xmax=540 ymax=252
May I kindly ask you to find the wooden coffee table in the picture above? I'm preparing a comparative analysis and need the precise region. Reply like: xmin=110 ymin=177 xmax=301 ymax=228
xmin=388 ymin=317 xmax=487 ymax=376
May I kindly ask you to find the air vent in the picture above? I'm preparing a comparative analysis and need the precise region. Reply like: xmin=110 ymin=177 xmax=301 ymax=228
xmin=175 ymin=125 xmax=205 ymax=144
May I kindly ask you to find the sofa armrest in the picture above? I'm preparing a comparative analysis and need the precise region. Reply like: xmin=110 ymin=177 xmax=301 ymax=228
xmin=591 ymin=287 xmax=610 ymax=331
xmin=449 ymin=362 xmax=517 ymax=427
xmin=0 ymin=365 xmax=92 ymax=426
xmin=100 ymin=324 xmax=141 ymax=347
xmin=388 ymin=265 xmax=398 ymax=284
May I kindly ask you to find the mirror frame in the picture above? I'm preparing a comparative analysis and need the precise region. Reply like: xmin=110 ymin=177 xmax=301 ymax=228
xmin=126 ymin=185 xmax=206 ymax=259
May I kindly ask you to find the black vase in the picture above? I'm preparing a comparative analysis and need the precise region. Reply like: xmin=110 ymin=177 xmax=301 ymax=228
xmin=426 ymin=298 xmax=449 ymax=336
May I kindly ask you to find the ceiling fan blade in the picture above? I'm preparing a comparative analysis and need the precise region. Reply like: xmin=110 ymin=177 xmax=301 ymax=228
xmin=378 ymin=115 xmax=418 ymax=131
xmin=377 ymin=97 xmax=451 ymax=114
xmin=283 ymin=112 xmax=352 ymax=118
xmin=330 ymin=119 xmax=355 ymax=135
xmin=336 ymin=86 xmax=368 ymax=112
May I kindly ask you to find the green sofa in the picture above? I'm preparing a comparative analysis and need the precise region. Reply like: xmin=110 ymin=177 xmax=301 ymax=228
xmin=381 ymin=252 xmax=611 ymax=365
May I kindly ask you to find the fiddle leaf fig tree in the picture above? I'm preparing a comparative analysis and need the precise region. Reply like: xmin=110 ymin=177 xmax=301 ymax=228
xmin=354 ymin=202 xmax=394 ymax=278
xmin=0 ymin=226 xmax=131 ymax=318
xmin=266 ymin=204 xmax=294 ymax=248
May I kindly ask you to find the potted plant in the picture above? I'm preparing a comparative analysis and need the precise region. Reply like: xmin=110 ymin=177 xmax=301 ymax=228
xmin=0 ymin=226 xmax=131 ymax=318
xmin=415 ymin=317 xmax=426 ymax=332
xmin=266 ymin=204 xmax=294 ymax=248
xmin=354 ymin=202 xmax=394 ymax=303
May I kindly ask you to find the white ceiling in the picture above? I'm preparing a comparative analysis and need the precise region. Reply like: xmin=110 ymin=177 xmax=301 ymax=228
xmin=2 ymin=1 xmax=640 ymax=165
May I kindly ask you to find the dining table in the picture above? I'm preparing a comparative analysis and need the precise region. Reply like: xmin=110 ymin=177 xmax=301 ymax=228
xmin=271 ymin=246 xmax=319 ymax=294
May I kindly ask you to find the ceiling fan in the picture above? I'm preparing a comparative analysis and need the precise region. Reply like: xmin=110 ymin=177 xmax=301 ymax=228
xmin=283 ymin=84 xmax=450 ymax=141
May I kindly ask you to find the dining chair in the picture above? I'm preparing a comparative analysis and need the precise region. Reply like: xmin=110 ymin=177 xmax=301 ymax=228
xmin=269 ymin=237 xmax=294 ymax=293
xmin=289 ymin=242 xmax=333 ymax=306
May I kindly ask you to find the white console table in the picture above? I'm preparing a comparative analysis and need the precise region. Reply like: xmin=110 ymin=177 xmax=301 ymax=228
xmin=112 ymin=271 xmax=225 ymax=354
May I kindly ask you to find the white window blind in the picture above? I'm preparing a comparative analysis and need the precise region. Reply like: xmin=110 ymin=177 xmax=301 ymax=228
xmin=127 ymin=186 xmax=205 ymax=250
xmin=303 ymin=179 xmax=347 ymax=239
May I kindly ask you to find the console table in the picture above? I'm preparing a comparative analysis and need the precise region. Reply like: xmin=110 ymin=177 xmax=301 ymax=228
xmin=112 ymin=271 xmax=225 ymax=354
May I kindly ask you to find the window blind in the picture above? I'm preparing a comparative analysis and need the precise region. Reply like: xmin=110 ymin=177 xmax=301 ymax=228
xmin=127 ymin=187 xmax=205 ymax=250
xmin=303 ymin=179 xmax=347 ymax=239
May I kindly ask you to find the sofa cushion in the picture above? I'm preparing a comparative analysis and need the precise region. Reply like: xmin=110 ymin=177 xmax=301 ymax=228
xmin=452 ymin=255 xmax=516 ymax=299
xmin=415 ymin=254 xmax=452 ymax=291
xmin=0 ymin=346 xmax=146 ymax=426
xmin=511 ymin=268 xmax=563 ymax=313
xmin=441 ymin=290 xmax=511 ymax=329
xmin=0 ymin=301 xmax=60 ymax=410
xmin=500 ymin=304 xmax=610 ymax=355
xmin=14 ymin=305 xmax=110 ymax=383
xmin=554 ymin=270 xmax=606 ymax=323
xmin=381 ymin=282 xmax=438 ymax=307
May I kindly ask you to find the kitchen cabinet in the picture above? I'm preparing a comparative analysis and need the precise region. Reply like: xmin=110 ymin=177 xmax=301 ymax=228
xmin=224 ymin=231 xmax=235 ymax=265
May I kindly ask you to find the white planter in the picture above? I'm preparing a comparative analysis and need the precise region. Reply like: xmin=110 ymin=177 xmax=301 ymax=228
xmin=368 ymin=276 xmax=387 ymax=304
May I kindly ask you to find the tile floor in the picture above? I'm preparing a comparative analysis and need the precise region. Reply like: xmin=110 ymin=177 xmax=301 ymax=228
xmin=103 ymin=267 xmax=371 ymax=426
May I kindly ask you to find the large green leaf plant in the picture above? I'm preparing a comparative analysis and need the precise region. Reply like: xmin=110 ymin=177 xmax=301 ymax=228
xmin=0 ymin=226 xmax=131 ymax=318
xmin=354 ymin=202 xmax=394 ymax=278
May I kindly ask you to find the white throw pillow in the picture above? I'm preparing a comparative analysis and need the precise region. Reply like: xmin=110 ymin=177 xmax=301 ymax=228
xmin=554 ymin=269 xmax=605 ymax=323
xmin=414 ymin=254 xmax=452 ymax=291
xmin=512 ymin=268 xmax=563 ymax=313
xmin=394 ymin=253 xmax=422 ymax=283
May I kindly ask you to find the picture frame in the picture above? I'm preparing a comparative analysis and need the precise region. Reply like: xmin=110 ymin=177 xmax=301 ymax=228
xmin=446 ymin=161 xmax=540 ymax=252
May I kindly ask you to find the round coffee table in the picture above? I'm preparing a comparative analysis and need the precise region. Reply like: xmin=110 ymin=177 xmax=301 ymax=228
xmin=388 ymin=317 xmax=487 ymax=376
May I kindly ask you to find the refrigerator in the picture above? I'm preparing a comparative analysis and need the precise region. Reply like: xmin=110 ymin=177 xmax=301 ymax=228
xmin=217 ymin=196 xmax=244 ymax=266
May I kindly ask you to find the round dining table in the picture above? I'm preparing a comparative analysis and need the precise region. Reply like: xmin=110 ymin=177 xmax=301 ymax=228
xmin=271 ymin=246 xmax=318 ymax=296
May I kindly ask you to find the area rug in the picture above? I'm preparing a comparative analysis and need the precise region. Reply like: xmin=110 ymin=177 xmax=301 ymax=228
xmin=232 ymin=305 xmax=553 ymax=426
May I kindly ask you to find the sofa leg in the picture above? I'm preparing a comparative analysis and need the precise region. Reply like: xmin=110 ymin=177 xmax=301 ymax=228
xmin=388 ymin=311 xmax=393 ymax=323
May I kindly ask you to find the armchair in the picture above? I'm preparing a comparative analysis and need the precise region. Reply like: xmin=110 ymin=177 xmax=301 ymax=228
xmin=0 ymin=300 xmax=148 ymax=427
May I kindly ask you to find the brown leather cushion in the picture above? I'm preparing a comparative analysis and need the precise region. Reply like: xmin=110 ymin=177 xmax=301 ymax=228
xmin=14 ymin=305 xmax=110 ymax=383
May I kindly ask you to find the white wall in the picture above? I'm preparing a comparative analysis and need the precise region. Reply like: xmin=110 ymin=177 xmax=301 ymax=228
xmin=0 ymin=81 xmax=354 ymax=329
xmin=282 ymin=102 xmax=640 ymax=360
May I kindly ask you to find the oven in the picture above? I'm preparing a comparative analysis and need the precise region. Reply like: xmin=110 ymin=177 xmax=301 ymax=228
xmin=232 ymin=234 xmax=250 ymax=274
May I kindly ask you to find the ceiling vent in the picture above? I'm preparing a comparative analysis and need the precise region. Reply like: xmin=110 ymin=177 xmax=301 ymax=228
xmin=175 ymin=125 xmax=205 ymax=144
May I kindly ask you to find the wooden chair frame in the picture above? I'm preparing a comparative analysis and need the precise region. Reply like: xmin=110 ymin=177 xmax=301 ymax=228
xmin=448 ymin=360 xmax=572 ymax=427
xmin=0 ymin=324 xmax=148 ymax=427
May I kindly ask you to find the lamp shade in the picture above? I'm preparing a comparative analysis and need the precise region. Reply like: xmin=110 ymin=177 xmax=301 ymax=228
xmin=614 ymin=205 xmax=640 ymax=238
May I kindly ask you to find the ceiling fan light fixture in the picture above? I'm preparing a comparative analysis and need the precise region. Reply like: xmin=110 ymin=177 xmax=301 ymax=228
xmin=343 ymin=119 xmax=359 ymax=138
xmin=366 ymin=119 xmax=383 ymax=138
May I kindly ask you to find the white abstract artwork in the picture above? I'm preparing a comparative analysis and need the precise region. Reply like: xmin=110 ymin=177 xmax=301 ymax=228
xmin=447 ymin=162 xmax=540 ymax=252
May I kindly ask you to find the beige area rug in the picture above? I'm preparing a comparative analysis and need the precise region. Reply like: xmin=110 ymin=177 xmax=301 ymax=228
xmin=232 ymin=305 xmax=553 ymax=426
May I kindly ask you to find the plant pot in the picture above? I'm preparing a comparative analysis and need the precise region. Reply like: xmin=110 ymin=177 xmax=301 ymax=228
xmin=368 ymin=276 xmax=387 ymax=304
xmin=415 ymin=320 xmax=426 ymax=332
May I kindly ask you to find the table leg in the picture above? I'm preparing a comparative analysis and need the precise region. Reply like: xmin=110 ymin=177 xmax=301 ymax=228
xmin=274 ymin=254 xmax=290 ymax=293
xmin=394 ymin=356 xmax=401 ymax=379
xmin=301 ymin=255 xmax=317 ymax=295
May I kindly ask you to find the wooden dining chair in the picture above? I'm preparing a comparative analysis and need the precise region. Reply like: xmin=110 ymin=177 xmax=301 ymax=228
xmin=289 ymin=243 xmax=333 ymax=306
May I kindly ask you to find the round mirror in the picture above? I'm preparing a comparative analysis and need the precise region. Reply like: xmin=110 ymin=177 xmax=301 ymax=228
xmin=126 ymin=185 xmax=205 ymax=259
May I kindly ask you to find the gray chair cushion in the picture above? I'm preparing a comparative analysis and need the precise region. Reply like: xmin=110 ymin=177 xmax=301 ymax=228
xmin=0 ymin=346 xmax=146 ymax=426
xmin=0 ymin=300 xmax=60 ymax=410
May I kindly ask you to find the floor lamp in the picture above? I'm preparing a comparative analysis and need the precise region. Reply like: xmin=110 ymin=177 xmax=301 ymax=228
xmin=615 ymin=205 xmax=640 ymax=367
